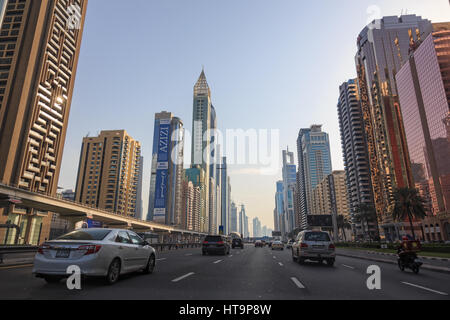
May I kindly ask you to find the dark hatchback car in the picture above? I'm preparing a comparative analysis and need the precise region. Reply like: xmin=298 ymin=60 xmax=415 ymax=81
xmin=232 ymin=238 xmax=244 ymax=249
xmin=202 ymin=235 xmax=230 ymax=256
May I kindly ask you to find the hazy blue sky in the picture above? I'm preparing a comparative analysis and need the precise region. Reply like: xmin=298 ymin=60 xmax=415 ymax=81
xmin=59 ymin=0 xmax=450 ymax=230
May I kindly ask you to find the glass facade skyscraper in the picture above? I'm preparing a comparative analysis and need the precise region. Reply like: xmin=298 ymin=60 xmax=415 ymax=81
xmin=296 ymin=125 xmax=332 ymax=230
xmin=396 ymin=25 xmax=450 ymax=241
xmin=282 ymin=149 xmax=297 ymax=235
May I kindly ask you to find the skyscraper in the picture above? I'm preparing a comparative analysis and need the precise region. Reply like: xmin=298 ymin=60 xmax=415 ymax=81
xmin=296 ymin=125 xmax=332 ymax=230
xmin=282 ymin=149 xmax=297 ymax=235
xmin=185 ymin=166 xmax=206 ymax=232
xmin=0 ymin=0 xmax=88 ymax=245
xmin=75 ymin=130 xmax=141 ymax=217
xmin=147 ymin=112 xmax=185 ymax=227
xmin=337 ymin=79 xmax=375 ymax=237
xmin=191 ymin=70 xmax=213 ymax=232
xmin=136 ymin=156 xmax=144 ymax=220
xmin=230 ymin=201 xmax=238 ymax=233
xmin=218 ymin=157 xmax=229 ymax=234
xmin=274 ymin=181 xmax=284 ymax=233
xmin=355 ymin=15 xmax=433 ymax=237
xmin=396 ymin=23 xmax=450 ymax=241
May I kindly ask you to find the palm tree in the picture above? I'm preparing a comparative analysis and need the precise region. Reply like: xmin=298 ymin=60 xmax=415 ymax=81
xmin=354 ymin=204 xmax=378 ymax=241
xmin=337 ymin=215 xmax=352 ymax=241
xmin=392 ymin=187 xmax=426 ymax=240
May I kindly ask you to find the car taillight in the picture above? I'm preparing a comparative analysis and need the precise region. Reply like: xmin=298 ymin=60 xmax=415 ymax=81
xmin=217 ymin=241 xmax=224 ymax=245
xmin=78 ymin=245 xmax=101 ymax=255
xmin=329 ymin=244 xmax=336 ymax=250
xmin=38 ymin=244 xmax=50 ymax=255
xmin=300 ymin=243 xmax=308 ymax=248
xmin=203 ymin=241 xmax=208 ymax=244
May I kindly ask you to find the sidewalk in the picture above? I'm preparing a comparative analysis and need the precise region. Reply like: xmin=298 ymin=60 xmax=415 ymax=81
xmin=336 ymin=248 xmax=450 ymax=274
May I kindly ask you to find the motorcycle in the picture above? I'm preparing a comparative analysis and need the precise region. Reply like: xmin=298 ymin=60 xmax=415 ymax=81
xmin=397 ymin=251 xmax=423 ymax=274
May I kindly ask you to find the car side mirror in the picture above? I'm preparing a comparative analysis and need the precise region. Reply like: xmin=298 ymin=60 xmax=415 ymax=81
xmin=142 ymin=241 xmax=149 ymax=246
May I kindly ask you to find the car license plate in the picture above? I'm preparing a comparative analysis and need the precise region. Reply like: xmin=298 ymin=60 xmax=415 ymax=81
xmin=56 ymin=249 xmax=70 ymax=258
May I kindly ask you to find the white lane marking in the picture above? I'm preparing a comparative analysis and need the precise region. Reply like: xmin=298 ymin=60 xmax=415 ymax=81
xmin=229 ymin=255 xmax=233 ymax=258
xmin=213 ymin=260 xmax=223 ymax=264
xmin=278 ymin=262 xmax=284 ymax=267
xmin=401 ymin=282 xmax=448 ymax=296
xmin=172 ymin=272 xmax=195 ymax=283
xmin=185 ymin=253 xmax=193 ymax=256
xmin=273 ymin=256 xmax=277 ymax=259
xmin=342 ymin=264 xmax=355 ymax=269
xmin=156 ymin=258 xmax=166 ymax=261
xmin=291 ymin=277 xmax=305 ymax=289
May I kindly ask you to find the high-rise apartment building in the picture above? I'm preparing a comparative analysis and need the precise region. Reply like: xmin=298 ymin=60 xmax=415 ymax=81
xmin=185 ymin=166 xmax=207 ymax=232
xmin=0 ymin=0 xmax=88 ymax=245
xmin=337 ymin=79 xmax=374 ymax=237
xmin=253 ymin=217 xmax=261 ymax=238
xmin=135 ymin=156 xmax=144 ymax=220
xmin=147 ymin=112 xmax=184 ymax=226
xmin=296 ymin=125 xmax=332 ymax=230
xmin=396 ymin=23 xmax=450 ymax=241
xmin=355 ymin=15 xmax=433 ymax=237
xmin=75 ymin=130 xmax=141 ymax=217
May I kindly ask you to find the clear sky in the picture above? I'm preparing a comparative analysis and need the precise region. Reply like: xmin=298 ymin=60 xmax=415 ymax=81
xmin=59 ymin=0 xmax=450 ymax=231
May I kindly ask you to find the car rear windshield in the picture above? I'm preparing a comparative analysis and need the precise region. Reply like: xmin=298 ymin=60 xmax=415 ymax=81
xmin=205 ymin=236 xmax=223 ymax=242
xmin=304 ymin=232 xmax=331 ymax=242
xmin=57 ymin=229 xmax=111 ymax=241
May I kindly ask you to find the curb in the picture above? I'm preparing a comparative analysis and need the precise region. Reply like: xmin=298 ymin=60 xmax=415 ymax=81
xmin=363 ymin=250 xmax=450 ymax=262
xmin=0 ymin=262 xmax=34 ymax=269
xmin=337 ymin=252 xmax=450 ymax=275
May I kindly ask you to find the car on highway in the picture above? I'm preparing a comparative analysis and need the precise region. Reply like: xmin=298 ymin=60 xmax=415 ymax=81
xmin=232 ymin=237 xmax=244 ymax=249
xmin=254 ymin=240 xmax=264 ymax=247
xmin=291 ymin=230 xmax=336 ymax=266
xmin=286 ymin=239 xmax=294 ymax=249
xmin=202 ymin=235 xmax=230 ymax=255
xmin=271 ymin=241 xmax=284 ymax=251
xmin=33 ymin=228 xmax=156 ymax=285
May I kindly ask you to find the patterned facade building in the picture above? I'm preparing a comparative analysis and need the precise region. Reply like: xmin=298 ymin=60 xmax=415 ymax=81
xmin=0 ymin=0 xmax=87 ymax=245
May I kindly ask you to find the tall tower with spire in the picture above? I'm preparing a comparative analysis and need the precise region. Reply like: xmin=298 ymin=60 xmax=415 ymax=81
xmin=191 ymin=69 xmax=213 ymax=233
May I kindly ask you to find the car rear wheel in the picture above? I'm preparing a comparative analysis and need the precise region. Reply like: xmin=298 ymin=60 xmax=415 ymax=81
xmin=292 ymin=250 xmax=298 ymax=262
xmin=143 ymin=254 xmax=156 ymax=274
xmin=106 ymin=258 xmax=121 ymax=285
xmin=298 ymin=258 xmax=305 ymax=264
xmin=326 ymin=259 xmax=335 ymax=267
xmin=44 ymin=276 xmax=63 ymax=284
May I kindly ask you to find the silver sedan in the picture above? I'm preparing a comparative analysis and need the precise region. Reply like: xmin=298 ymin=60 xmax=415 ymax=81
xmin=33 ymin=228 xmax=156 ymax=284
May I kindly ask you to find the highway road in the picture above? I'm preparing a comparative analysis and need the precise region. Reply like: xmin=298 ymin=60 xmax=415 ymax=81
xmin=0 ymin=245 xmax=449 ymax=300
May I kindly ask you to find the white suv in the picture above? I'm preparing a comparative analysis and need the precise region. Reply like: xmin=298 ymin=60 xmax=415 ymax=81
xmin=291 ymin=231 xmax=336 ymax=266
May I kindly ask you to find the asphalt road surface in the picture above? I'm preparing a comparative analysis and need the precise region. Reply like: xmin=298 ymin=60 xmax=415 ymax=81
xmin=0 ymin=245 xmax=449 ymax=300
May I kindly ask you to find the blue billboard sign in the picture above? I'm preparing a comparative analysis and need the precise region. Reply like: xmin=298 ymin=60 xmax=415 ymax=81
xmin=87 ymin=219 xmax=103 ymax=228
xmin=153 ymin=119 xmax=171 ymax=220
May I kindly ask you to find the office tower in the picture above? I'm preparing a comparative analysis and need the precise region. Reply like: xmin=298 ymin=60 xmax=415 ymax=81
xmin=0 ymin=0 xmax=88 ymax=245
xmin=262 ymin=226 xmax=268 ymax=237
xmin=337 ymin=79 xmax=375 ymax=237
xmin=296 ymin=125 xmax=332 ymax=230
xmin=218 ymin=157 xmax=229 ymax=234
xmin=147 ymin=112 xmax=184 ymax=226
xmin=181 ymin=177 xmax=197 ymax=231
xmin=75 ymin=130 xmax=141 ymax=217
xmin=245 ymin=216 xmax=250 ymax=239
xmin=253 ymin=217 xmax=262 ymax=238
xmin=135 ymin=156 xmax=144 ymax=220
xmin=230 ymin=202 xmax=238 ymax=233
xmin=355 ymin=15 xmax=433 ymax=237
xmin=191 ymin=69 xmax=213 ymax=232
xmin=274 ymin=181 xmax=284 ymax=234
xmin=227 ymin=176 xmax=231 ymax=233
xmin=185 ymin=166 xmax=207 ymax=232
xmin=208 ymin=176 xmax=217 ymax=234
xmin=239 ymin=204 xmax=246 ymax=236
xmin=282 ymin=149 xmax=297 ymax=234
xmin=396 ymin=24 xmax=450 ymax=242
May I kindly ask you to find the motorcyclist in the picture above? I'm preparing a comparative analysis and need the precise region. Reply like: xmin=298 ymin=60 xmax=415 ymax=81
xmin=397 ymin=236 xmax=419 ymax=265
